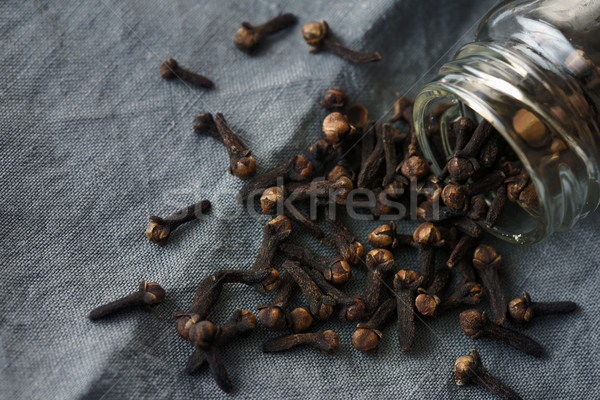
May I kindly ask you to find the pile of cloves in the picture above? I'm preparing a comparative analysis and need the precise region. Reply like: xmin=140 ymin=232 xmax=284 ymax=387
xmin=91 ymin=17 xmax=578 ymax=393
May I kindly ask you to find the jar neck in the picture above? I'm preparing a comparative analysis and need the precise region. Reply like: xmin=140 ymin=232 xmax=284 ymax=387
xmin=414 ymin=40 xmax=600 ymax=244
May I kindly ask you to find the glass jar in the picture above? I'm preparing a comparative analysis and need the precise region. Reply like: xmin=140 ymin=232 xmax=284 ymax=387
xmin=414 ymin=0 xmax=600 ymax=244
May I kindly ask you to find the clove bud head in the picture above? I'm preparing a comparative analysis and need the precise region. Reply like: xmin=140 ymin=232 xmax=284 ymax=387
xmin=258 ymin=305 xmax=287 ymax=331
xmin=143 ymin=282 xmax=166 ymax=304
xmin=176 ymin=313 xmax=201 ymax=339
xmin=159 ymin=58 xmax=178 ymax=79
xmin=302 ymin=21 xmax=327 ymax=46
xmin=415 ymin=293 xmax=441 ymax=317
xmin=459 ymin=309 xmax=485 ymax=337
xmin=393 ymin=269 xmax=422 ymax=288
xmin=342 ymin=298 xmax=367 ymax=321
xmin=331 ymin=176 xmax=354 ymax=204
xmin=454 ymin=354 xmax=476 ymax=385
xmin=239 ymin=309 xmax=257 ymax=326
xmin=188 ymin=320 xmax=218 ymax=348
xmin=319 ymin=329 xmax=340 ymax=354
xmin=367 ymin=224 xmax=395 ymax=248
xmin=288 ymin=306 xmax=313 ymax=333
xmin=261 ymin=268 xmax=282 ymax=292
xmin=447 ymin=157 xmax=475 ymax=182
xmin=327 ymin=164 xmax=353 ymax=182
xmin=365 ymin=248 xmax=394 ymax=272
xmin=507 ymin=297 xmax=531 ymax=325
xmin=442 ymin=184 xmax=468 ymax=210
xmin=145 ymin=220 xmax=171 ymax=245
xmin=352 ymin=327 xmax=382 ymax=353
xmin=473 ymin=244 xmax=501 ymax=268
xmin=400 ymin=155 xmax=430 ymax=181
xmin=321 ymin=87 xmax=348 ymax=110
xmin=322 ymin=112 xmax=351 ymax=144
xmin=316 ymin=300 xmax=335 ymax=320
xmin=230 ymin=152 xmax=257 ymax=180
xmin=413 ymin=222 xmax=442 ymax=245
xmin=260 ymin=186 xmax=284 ymax=214
xmin=233 ymin=23 xmax=261 ymax=53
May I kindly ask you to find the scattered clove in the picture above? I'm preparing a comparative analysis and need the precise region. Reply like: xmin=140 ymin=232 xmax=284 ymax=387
xmin=459 ymin=309 xmax=545 ymax=357
xmin=363 ymin=249 xmax=395 ymax=314
xmin=287 ymin=306 xmax=314 ymax=333
xmin=281 ymin=260 xmax=335 ymax=320
xmin=285 ymin=176 xmax=354 ymax=205
xmin=322 ymin=112 xmax=353 ymax=145
xmin=437 ymin=281 xmax=483 ymax=312
xmin=251 ymin=216 xmax=292 ymax=294
xmin=454 ymin=349 xmax=523 ymax=400
xmin=415 ymin=267 xmax=451 ymax=317
xmin=325 ymin=205 xmax=364 ymax=265
xmin=473 ymin=244 xmax=507 ymax=325
xmin=352 ymin=298 xmax=396 ymax=353
xmin=234 ymin=13 xmax=297 ymax=53
xmin=280 ymin=242 xmax=352 ymax=285
xmin=412 ymin=222 xmax=444 ymax=287
xmin=146 ymin=200 xmax=211 ymax=246
xmin=367 ymin=221 xmax=413 ymax=249
xmin=87 ymin=280 xmax=165 ymax=320
xmin=261 ymin=329 xmax=340 ymax=354
xmin=321 ymin=87 xmax=349 ymax=110
xmin=214 ymin=113 xmax=257 ymax=179
xmin=389 ymin=93 xmax=414 ymax=122
xmin=301 ymin=20 xmax=381 ymax=63
xmin=393 ymin=269 xmax=423 ymax=352
xmin=508 ymin=291 xmax=577 ymax=327
xmin=257 ymin=272 xmax=296 ymax=331
xmin=160 ymin=58 xmax=214 ymax=89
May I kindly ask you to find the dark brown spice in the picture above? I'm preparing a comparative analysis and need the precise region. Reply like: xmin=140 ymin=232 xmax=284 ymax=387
xmin=455 ymin=119 xmax=495 ymax=158
xmin=325 ymin=205 xmax=364 ymax=265
xmin=285 ymin=176 xmax=354 ymax=205
xmin=321 ymin=87 xmax=349 ymax=110
xmin=438 ymin=281 xmax=483 ymax=312
xmin=87 ymin=280 xmax=165 ymax=320
xmin=367 ymin=221 xmax=413 ymax=249
xmin=160 ymin=58 xmax=214 ymax=89
xmin=214 ymin=113 xmax=257 ymax=180
xmin=280 ymin=243 xmax=352 ymax=285
xmin=393 ymin=269 xmax=423 ymax=352
xmin=257 ymin=273 xmax=296 ymax=331
xmin=505 ymin=168 xmax=530 ymax=202
xmin=508 ymin=291 xmax=577 ymax=327
xmin=261 ymin=329 xmax=340 ymax=354
xmin=454 ymin=349 xmax=523 ymax=400
xmin=287 ymin=306 xmax=314 ymax=333
xmin=486 ymin=184 xmax=508 ymax=228
xmin=473 ymin=244 xmax=507 ymax=325
xmin=346 ymin=103 xmax=369 ymax=128
xmin=146 ymin=200 xmax=211 ymax=246
xmin=301 ymin=20 xmax=381 ymax=63
xmin=459 ymin=309 xmax=545 ymax=357
xmin=234 ymin=13 xmax=297 ymax=53
xmin=415 ymin=267 xmax=451 ymax=317
xmin=412 ymin=222 xmax=444 ymax=287
xmin=281 ymin=260 xmax=335 ymax=320
xmin=251 ymin=216 xmax=292 ymax=294
xmin=518 ymin=183 xmax=540 ymax=211
xmin=382 ymin=123 xmax=401 ymax=186
xmin=352 ymin=298 xmax=396 ymax=353
xmin=389 ymin=93 xmax=414 ymax=122
xmin=451 ymin=117 xmax=477 ymax=153
xmin=322 ymin=111 xmax=353 ymax=145
xmin=362 ymin=249 xmax=395 ymax=314
xmin=357 ymin=122 xmax=385 ymax=188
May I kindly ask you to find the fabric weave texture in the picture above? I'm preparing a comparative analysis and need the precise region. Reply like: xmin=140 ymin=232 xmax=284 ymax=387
xmin=1 ymin=0 xmax=599 ymax=399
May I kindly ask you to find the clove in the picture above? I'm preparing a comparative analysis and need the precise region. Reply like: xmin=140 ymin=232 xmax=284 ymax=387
xmin=393 ymin=269 xmax=424 ymax=352
xmin=146 ymin=200 xmax=211 ymax=246
xmin=325 ymin=205 xmax=364 ymax=265
xmin=389 ymin=93 xmax=414 ymax=122
xmin=414 ymin=267 xmax=451 ymax=317
xmin=281 ymin=260 xmax=335 ymax=320
xmin=234 ymin=13 xmax=297 ymax=53
xmin=321 ymin=87 xmax=349 ymax=110
xmin=87 ymin=280 xmax=165 ymax=320
xmin=486 ymin=184 xmax=508 ymax=228
xmin=160 ymin=58 xmax=214 ymax=89
xmin=285 ymin=176 xmax=353 ymax=205
xmin=412 ymin=222 xmax=444 ymax=287
xmin=362 ymin=249 xmax=395 ymax=314
xmin=214 ymin=113 xmax=257 ymax=180
xmin=473 ymin=244 xmax=507 ymax=325
xmin=301 ymin=20 xmax=381 ymax=63
xmin=367 ymin=221 xmax=413 ymax=249
xmin=352 ymin=298 xmax=396 ymax=353
xmin=261 ymin=329 xmax=340 ymax=354
xmin=508 ymin=291 xmax=577 ymax=327
xmin=257 ymin=272 xmax=296 ymax=331
xmin=454 ymin=349 xmax=522 ymax=400
xmin=437 ymin=280 xmax=483 ymax=312
xmin=322 ymin=112 xmax=353 ymax=145
xmin=280 ymin=242 xmax=352 ymax=285
xmin=382 ymin=123 xmax=400 ymax=186
xmin=459 ymin=309 xmax=545 ymax=357
xmin=251 ymin=215 xmax=292 ymax=294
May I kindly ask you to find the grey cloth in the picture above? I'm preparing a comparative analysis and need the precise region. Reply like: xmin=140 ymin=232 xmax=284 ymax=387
xmin=1 ymin=0 xmax=599 ymax=399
